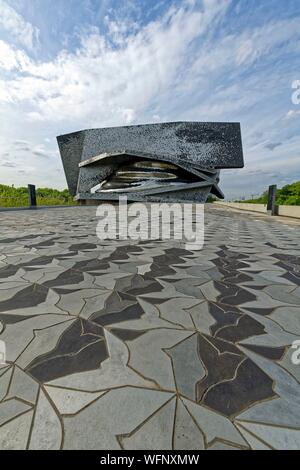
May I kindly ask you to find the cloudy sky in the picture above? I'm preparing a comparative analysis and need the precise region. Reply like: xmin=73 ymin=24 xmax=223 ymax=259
xmin=0 ymin=0 xmax=299 ymax=199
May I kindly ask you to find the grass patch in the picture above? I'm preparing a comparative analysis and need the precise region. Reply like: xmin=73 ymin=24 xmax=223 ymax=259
xmin=0 ymin=184 xmax=77 ymax=208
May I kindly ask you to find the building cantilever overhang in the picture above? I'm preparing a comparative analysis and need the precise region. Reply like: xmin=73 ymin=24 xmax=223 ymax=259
xmin=57 ymin=121 xmax=244 ymax=203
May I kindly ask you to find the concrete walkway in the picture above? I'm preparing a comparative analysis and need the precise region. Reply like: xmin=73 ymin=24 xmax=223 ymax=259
xmin=0 ymin=205 xmax=299 ymax=450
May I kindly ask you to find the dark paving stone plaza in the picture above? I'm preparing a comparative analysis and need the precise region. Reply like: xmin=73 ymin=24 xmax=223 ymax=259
xmin=0 ymin=204 xmax=299 ymax=449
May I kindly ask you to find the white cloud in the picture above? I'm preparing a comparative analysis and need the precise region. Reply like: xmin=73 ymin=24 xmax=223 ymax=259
xmin=1 ymin=1 xmax=298 ymax=128
xmin=265 ymin=142 xmax=282 ymax=151
xmin=235 ymin=18 xmax=300 ymax=66
xmin=0 ymin=39 xmax=18 ymax=70
xmin=188 ymin=16 xmax=300 ymax=78
xmin=0 ymin=0 xmax=39 ymax=49
xmin=0 ymin=0 xmax=230 ymax=126
xmin=285 ymin=109 xmax=300 ymax=120
xmin=0 ymin=0 xmax=299 ymax=195
xmin=121 ymin=108 xmax=136 ymax=124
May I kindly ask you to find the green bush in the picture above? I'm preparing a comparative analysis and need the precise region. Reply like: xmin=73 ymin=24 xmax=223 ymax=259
xmin=0 ymin=184 xmax=77 ymax=207
xmin=276 ymin=182 xmax=300 ymax=205
xmin=235 ymin=181 xmax=300 ymax=206
xmin=207 ymin=195 xmax=218 ymax=203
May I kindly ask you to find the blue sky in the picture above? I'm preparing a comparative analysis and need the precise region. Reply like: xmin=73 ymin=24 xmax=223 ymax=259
xmin=0 ymin=0 xmax=299 ymax=199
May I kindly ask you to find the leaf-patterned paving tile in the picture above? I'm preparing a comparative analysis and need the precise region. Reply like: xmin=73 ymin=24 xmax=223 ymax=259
xmin=213 ymin=280 xmax=257 ymax=305
xmin=215 ymin=314 xmax=266 ymax=343
xmin=42 ymin=268 xmax=85 ymax=288
xmin=0 ymin=205 xmax=300 ymax=449
xmin=0 ymin=284 xmax=49 ymax=312
xmin=0 ymin=313 xmax=36 ymax=326
xmin=242 ymin=343 xmax=286 ymax=361
xmin=243 ymin=306 xmax=275 ymax=316
xmin=273 ymin=254 xmax=300 ymax=286
xmin=119 ymin=274 xmax=164 ymax=296
xmin=207 ymin=302 xmax=242 ymax=335
xmin=195 ymin=334 xmax=276 ymax=416
xmin=0 ymin=265 xmax=20 ymax=279
xmin=26 ymin=319 xmax=108 ymax=382
xmin=72 ymin=258 xmax=111 ymax=272
xmin=90 ymin=291 xmax=145 ymax=327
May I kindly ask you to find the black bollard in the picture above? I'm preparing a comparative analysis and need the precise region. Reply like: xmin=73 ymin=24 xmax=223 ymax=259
xmin=267 ymin=185 xmax=277 ymax=216
xmin=28 ymin=184 xmax=37 ymax=208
